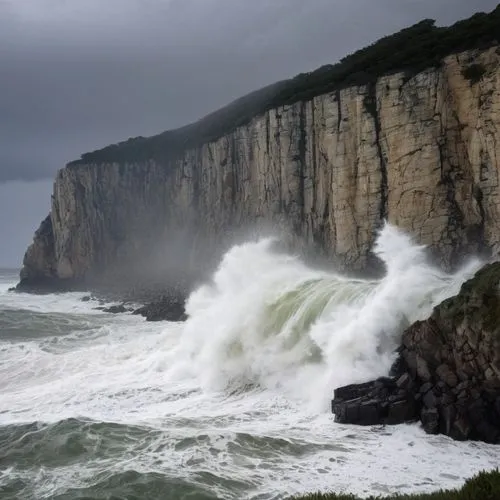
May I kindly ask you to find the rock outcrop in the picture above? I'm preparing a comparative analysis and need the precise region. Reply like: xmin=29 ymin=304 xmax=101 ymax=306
xmin=132 ymin=294 xmax=187 ymax=322
xmin=17 ymin=46 xmax=500 ymax=291
xmin=16 ymin=215 xmax=80 ymax=292
xmin=332 ymin=261 xmax=500 ymax=443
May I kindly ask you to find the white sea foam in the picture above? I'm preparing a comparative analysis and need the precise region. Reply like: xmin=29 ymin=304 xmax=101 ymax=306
xmin=173 ymin=223 xmax=480 ymax=409
xmin=0 ymin=225 xmax=498 ymax=499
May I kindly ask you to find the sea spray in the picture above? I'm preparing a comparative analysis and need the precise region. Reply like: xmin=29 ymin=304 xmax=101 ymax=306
xmin=1 ymin=234 xmax=499 ymax=500
xmin=174 ymin=223 xmax=482 ymax=409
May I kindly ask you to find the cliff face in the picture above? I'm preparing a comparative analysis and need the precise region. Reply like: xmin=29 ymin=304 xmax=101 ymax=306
xmin=21 ymin=47 xmax=500 ymax=289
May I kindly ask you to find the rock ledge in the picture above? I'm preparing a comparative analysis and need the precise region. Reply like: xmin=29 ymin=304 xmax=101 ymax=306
xmin=332 ymin=262 xmax=500 ymax=443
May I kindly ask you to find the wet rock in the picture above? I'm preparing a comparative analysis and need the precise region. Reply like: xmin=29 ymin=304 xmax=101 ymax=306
xmin=455 ymin=380 xmax=470 ymax=393
xmin=440 ymin=392 xmax=456 ymax=406
xmin=332 ymin=262 xmax=500 ymax=444
xmin=423 ymin=390 xmax=438 ymax=409
xmin=333 ymin=380 xmax=379 ymax=401
xmin=421 ymin=408 xmax=439 ymax=434
xmin=133 ymin=294 xmax=187 ymax=322
xmin=416 ymin=355 xmax=432 ymax=382
xmin=396 ymin=373 xmax=413 ymax=391
xmin=451 ymin=416 xmax=471 ymax=441
xmin=103 ymin=304 xmax=128 ymax=314
xmin=81 ymin=295 xmax=92 ymax=302
xmin=332 ymin=377 xmax=418 ymax=426
xmin=386 ymin=398 xmax=417 ymax=425
xmin=400 ymin=263 xmax=500 ymax=442
xmin=419 ymin=382 xmax=433 ymax=394
xmin=440 ymin=405 xmax=456 ymax=435
xmin=389 ymin=348 xmax=406 ymax=377
xmin=436 ymin=364 xmax=458 ymax=387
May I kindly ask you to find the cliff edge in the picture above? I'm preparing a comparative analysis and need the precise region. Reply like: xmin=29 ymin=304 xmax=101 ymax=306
xmin=18 ymin=8 xmax=500 ymax=292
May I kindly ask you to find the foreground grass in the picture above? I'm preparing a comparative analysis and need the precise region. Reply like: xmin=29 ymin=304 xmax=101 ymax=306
xmin=291 ymin=469 xmax=500 ymax=500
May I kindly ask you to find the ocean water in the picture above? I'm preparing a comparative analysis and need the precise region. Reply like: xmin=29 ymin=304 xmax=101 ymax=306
xmin=1 ymin=224 xmax=500 ymax=500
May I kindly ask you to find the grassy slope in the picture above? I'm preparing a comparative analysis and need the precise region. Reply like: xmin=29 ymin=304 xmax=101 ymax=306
xmin=290 ymin=470 xmax=500 ymax=500
xmin=69 ymin=6 xmax=500 ymax=166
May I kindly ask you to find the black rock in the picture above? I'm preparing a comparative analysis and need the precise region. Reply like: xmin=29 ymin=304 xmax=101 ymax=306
xmin=421 ymin=408 xmax=439 ymax=434
xmin=440 ymin=392 xmax=456 ymax=405
xmin=451 ymin=416 xmax=471 ymax=441
xmin=440 ymin=404 xmax=456 ymax=435
xmin=386 ymin=398 xmax=418 ymax=425
xmin=133 ymin=294 xmax=187 ymax=322
xmin=423 ymin=389 xmax=438 ymax=409
xmin=103 ymin=304 xmax=128 ymax=314
xmin=475 ymin=420 xmax=500 ymax=444
xmin=495 ymin=397 xmax=500 ymax=417
xmin=332 ymin=376 xmax=418 ymax=427
xmin=389 ymin=351 xmax=406 ymax=377
xmin=416 ymin=355 xmax=432 ymax=381
xmin=455 ymin=380 xmax=470 ymax=392
xmin=436 ymin=363 xmax=458 ymax=388
xmin=356 ymin=400 xmax=381 ymax=425
xmin=419 ymin=382 xmax=433 ymax=394
xmin=333 ymin=380 xmax=377 ymax=402
xmin=396 ymin=373 xmax=412 ymax=390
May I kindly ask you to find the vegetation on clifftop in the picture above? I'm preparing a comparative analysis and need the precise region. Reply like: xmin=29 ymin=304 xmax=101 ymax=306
xmin=290 ymin=469 xmax=500 ymax=500
xmin=70 ymin=6 xmax=500 ymax=166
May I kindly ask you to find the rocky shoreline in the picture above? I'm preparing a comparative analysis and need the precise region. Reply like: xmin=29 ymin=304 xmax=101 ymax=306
xmin=332 ymin=262 xmax=500 ymax=444
xmin=11 ymin=279 xmax=188 ymax=323
xmin=94 ymin=294 xmax=187 ymax=322
xmin=11 ymin=259 xmax=500 ymax=443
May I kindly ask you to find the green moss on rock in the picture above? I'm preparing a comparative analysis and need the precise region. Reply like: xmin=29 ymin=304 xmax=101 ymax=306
xmin=435 ymin=261 xmax=500 ymax=332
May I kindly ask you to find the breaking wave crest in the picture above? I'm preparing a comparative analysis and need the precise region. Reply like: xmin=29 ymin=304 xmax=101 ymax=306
xmin=174 ymin=223 xmax=481 ymax=409
xmin=2 ymin=225 xmax=499 ymax=500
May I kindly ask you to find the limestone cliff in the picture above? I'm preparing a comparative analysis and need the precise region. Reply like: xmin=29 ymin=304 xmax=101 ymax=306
xmin=19 ymin=46 xmax=500 ymax=289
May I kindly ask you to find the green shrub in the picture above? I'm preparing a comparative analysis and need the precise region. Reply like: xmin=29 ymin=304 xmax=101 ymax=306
xmin=462 ymin=63 xmax=487 ymax=84
xmin=289 ymin=469 xmax=500 ymax=500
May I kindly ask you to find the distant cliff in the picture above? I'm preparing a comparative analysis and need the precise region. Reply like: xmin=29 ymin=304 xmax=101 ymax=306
xmin=19 ymin=10 xmax=500 ymax=292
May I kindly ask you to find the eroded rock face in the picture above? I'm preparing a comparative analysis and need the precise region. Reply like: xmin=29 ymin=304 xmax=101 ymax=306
xmin=332 ymin=262 xmax=500 ymax=444
xmin=19 ymin=47 xmax=500 ymax=288
xmin=15 ymin=215 xmax=78 ymax=292
xmin=19 ymin=215 xmax=55 ymax=283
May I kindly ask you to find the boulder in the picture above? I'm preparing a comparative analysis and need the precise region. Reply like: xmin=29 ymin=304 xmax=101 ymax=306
xmin=133 ymin=294 xmax=187 ymax=322
xmin=103 ymin=304 xmax=128 ymax=314
xmin=332 ymin=262 xmax=500 ymax=443
xmin=332 ymin=377 xmax=419 ymax=426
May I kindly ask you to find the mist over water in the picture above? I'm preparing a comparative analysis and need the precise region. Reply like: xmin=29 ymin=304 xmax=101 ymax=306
xmin=1 ymin=225 xmax=499 ymax=500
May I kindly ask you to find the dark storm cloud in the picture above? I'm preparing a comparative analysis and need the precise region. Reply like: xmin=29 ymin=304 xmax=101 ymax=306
xmin=0 ymin=0 xmax=498 ymax=182
xmin=0 ymin=180 xmax=53 ymax=267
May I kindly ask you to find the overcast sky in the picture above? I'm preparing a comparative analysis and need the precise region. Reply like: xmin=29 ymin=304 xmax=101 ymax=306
xmin=0 ymin=0 xmax=498 ymax=267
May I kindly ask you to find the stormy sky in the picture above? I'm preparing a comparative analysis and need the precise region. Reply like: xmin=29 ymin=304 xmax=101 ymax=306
xmin=0 ymin=0 xmax=498 ymax=267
